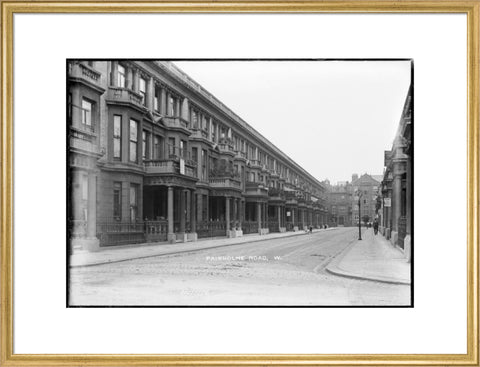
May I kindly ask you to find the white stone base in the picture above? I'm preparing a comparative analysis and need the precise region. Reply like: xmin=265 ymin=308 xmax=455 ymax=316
xmin=279 ymin=227 xmax=287 ymax=233
xmin=229 ymin=229 xmax=243 ymax=238
xmin=187 ymin=232 xmax=198 ymax=242
xmin=71 ymin=237 xmax=100 ymax=252
xmin=168 ymin=233 xmax=176 ymax=244
xmin=258 ymin=228 xmax=269 ymax=235
xmin=403 ymin=235 xmax=411 ymax=262
xmin=385 ymin=228 xmax=391 ymax=239
xmin=391 ymin=231 xmax=398 ymax=247
xmin=293 ymin=226 xmax=299 ymax=232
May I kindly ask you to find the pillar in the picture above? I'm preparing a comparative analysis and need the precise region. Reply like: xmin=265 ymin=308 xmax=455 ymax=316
xmin=393 ymin=174 xmax=402 ymax=232
xmin=181 ymin=98 xmax=189 ymax=121
xmin=196 ymin=193 xmax=203 ymax=222
xmin=190 ymin=189 xmax=196 ymax=234
xmin=257 ymin=202 xmax=262 ymax=231
xmin=160 ymin=88 xmax=166 ymax=115
xmin=208 ymin=117 xmax=213 ymax=141
xmin=167 ymin=186 xmax=175 ymax=243
xmin=86 ymin=173 xmax=97 ymax=238
xmin=180 ymin=189 xmax=187 ymax=234
xmin=146 ymin=76 xmax=154 ymax=110
xmin=225 ymin=197 xmax=231 ymax=234
xmin=277 ymin=206 xmax=282 ymax=230
xmin=233 ymin=199 xmax=238 ymax=229
xmin=239 ymin=200 xmax=244 ymax=229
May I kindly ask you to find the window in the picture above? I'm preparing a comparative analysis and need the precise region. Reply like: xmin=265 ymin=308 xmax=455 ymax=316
xmin=68 ymin=93 xmax=72 ymax=123
xmin=169 ymin=96 xmax=177 ymax=116
xmin=168 ymin=137 xmax=175 ymax=157
xmin=142 ymin=130 xmax=149 ymax=160
xmin=201 ymin=149 xmax=207 ymax=180
xmin=129 ymin=184 xmax=138 ymax=222
xmin=191 ymin=110 xmax=198 ymax=128
xmin=113 ymin=182 xmax=122 ymax=220
xmin=82 ymin=99 xmax=92 ymax=127
xmin=192 ymin=147 xmax=198 ymax=177
xmin=154 ymin=135 xmax=162 ymax=159
xmin=117 ymin=64 xmax=126 ymax=88
xmin=212 ymin=122 xmax=216 ymax=142
xmin=180 ymin=140 xmax=186 ymax=158
xmin=154 ymin=86 xmax=160 ymax=111
xmin=139 ymin=77 xmax=146 ymax=105
xmin=129 ymin=119 xmax=138 ymax=162
xmin=113 ymin=115 xmax=122 ymax=160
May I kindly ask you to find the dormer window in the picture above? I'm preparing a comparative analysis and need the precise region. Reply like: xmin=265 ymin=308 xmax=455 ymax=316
xmin=117 ymin=65 xmax=126 ymax=88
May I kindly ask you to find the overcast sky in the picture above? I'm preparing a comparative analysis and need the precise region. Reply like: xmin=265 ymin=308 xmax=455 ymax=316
xmin=174 ymin=60 xmax=411 ymax=185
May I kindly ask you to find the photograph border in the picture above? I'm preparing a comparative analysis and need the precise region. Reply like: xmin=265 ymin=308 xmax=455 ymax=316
xmin=1 ymin=1 xmax=479 ymax=365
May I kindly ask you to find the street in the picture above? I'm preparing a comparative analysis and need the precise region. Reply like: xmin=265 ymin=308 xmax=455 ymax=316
xmin=69 ymin=228 xmax=410 ymax=306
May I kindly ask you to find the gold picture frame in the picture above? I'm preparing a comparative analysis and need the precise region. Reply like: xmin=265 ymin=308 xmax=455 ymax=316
xmin=1 ymin=1 xmax=478 ymax=365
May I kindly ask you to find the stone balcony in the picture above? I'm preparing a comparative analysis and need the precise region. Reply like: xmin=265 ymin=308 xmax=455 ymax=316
xmin=209 ymin=177 xmax=241 ymax=190
xmin=190 ymin=128 xmax=209 ymax=140
xmin=162 ymin=116 xmax=191 ymax=134
xmin=245 ymin=181 xmax=268 ymax=197
xmin=68 ymin=62 xmax=104 ymax=93
xmin=144 ymin=159 xmax=196 ymax=178
xmin=106 ymin=87 xmax=145 ymax=112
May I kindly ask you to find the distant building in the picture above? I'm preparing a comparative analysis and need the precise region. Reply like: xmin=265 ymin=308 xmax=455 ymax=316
xmin=326 ymin=181 xmax=353 ymax=227
xmin=351 ymin=173 xmax=381 ymax=225
xmin=381 ymin=85 xmax=412 ymax=261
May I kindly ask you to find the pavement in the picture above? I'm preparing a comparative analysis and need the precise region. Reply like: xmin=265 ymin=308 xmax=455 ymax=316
xmin=326 ymin=228 xmax=411 ymax=285
xmin=69 ymin=227 xmax=336 ymax=268
xmin=70 ymin=227 xmax=411 ymax=286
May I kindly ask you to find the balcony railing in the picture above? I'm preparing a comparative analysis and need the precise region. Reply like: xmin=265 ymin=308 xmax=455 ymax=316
xmin=163 ymin=116 xmax=190 ymax=131
xmin=235 ymin=150 xmax=247 ymax=159
xmin=209 ymin=177 xmax=241 ymax=190
xmin=191 ymin=128 xmax=209 ymax=139
xmin=107 ymin=87 xmax=144 ymax=108
xmin=144 ymin=159 xmax=197 ymax=178
xmin=68 ymin=62 xmax=102 ymax=86
xmin=69 ymin=128 xmax=100 ymax=154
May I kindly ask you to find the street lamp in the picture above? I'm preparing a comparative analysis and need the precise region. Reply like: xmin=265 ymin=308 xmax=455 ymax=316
xmin=356 ymin=190 xmax=364 ymax=240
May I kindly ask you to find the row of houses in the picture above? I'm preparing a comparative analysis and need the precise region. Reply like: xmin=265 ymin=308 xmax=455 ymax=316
xmin=68 ymin=60 xmax=331 ymax=252
xmin=379 ymin=85 xmax=413 ymax=261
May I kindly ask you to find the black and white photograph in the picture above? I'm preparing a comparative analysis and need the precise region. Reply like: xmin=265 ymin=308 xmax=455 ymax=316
xmin=67 ymin=59 xmax=413 ymax=307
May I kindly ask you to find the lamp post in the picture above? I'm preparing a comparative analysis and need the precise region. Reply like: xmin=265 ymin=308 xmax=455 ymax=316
xmin=356 ymin=190 xmax=363 ymax=240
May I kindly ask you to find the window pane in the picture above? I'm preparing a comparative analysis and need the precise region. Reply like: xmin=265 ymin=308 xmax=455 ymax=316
xmin=118 ymin=65 xmax=126 ymax=88
xmin=130 ymin=142 xmax=137 ymax=162
xmin=82 ymin=99 xmax=92 ymax=126
xmin=113 ymin=115 xmax=121 ymax=159
xmin=130 ymin=119 xmax=137 ymax=141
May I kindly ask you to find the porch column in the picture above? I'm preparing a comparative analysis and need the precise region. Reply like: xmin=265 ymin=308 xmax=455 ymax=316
xmin=190 ymin=189 xmax=196 ymax=234
xmin=225 ymin=197 xmax=231 ymax=234
xmin=196 ymin=193 xmax=203 ymax=222
xmin=167 ymin=186 xmax=175 ymax=243
xmin=233 ymin=198 xmax=238 ymax=229
xmin=239 ymin=200 xmax=244 ymax=229
xmin=180 ymin=189 xmax=187 ymax=233
xmin=86 ymin=173 xmax=97 ymax=239
xmin=392 ymin=173 xmax=402 ymax=232
xmin=277 ymin=206 xmax=282 ymax=230
xmin=257 ymin=202 xmax=262 ymax=231
xmin=292 ymin=208 xmax=295 ymax=226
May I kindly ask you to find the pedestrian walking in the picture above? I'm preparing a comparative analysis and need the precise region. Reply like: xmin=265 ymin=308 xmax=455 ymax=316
xmin=309 ymin=225 xmax=313 ymax=234
xmin=373 ymin=219 xmax=379 ymax=235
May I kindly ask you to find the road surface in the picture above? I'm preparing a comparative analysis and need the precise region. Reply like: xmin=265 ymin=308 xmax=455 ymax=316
xmin=69 ymin=227 xmax=410 ymax=306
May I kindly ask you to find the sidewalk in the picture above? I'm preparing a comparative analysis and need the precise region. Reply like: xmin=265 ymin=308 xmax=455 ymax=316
xmin=326 ymin=228 xmax=411 ymax=285
xmin=70 ymin=227 xmax=337 ymax=268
